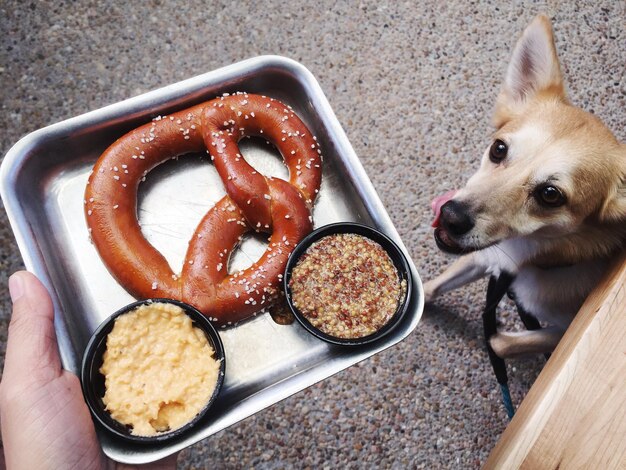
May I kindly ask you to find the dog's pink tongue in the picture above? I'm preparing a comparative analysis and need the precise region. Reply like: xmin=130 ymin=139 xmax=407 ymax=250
xmin=431 ymin=190 xmax=458 ymax=228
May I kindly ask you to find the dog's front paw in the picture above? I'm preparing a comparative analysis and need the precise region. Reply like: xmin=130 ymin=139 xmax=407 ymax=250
xmin=489 ymin=332 xmax=512 ymax=358
xmin=423 ymin=281 xmax=438 ymax=303
xmin=489 ymin=331 xmax=535 ymax=359
xmin=490 ymin=328 xmax=562 ymax=358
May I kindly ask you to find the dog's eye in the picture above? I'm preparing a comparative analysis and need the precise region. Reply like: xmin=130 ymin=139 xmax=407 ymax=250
xmin=489 ymin=139 xmax=508 ymax=163
xmin=535 ymin=185 xmax=566 ymax=207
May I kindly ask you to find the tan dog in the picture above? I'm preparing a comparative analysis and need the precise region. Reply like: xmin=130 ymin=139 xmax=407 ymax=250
xmin=424 ymin=15 xmax=626 ymax=358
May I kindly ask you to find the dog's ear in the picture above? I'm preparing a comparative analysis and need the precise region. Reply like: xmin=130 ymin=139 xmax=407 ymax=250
xmin=494 ymin=15 xmax=567 ymax=128
xmin=600 ymin=146 xmax=626 ymax=222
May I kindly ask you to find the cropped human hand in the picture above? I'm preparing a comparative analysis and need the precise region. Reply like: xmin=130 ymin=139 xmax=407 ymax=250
xmin=0 ymin=271 xmax=177 ymax=470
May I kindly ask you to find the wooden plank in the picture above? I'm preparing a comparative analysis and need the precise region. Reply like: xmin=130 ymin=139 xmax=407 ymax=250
xmin=484 ymin=252 xmax=626 ymax=469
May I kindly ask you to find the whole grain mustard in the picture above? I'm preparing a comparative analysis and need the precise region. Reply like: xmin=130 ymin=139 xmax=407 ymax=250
xmin=289 ymin=233 xmax=406 ymax=339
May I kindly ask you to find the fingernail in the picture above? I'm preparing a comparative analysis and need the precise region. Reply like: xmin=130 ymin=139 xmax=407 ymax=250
xmin=8 ymin=273 xmax=25 ymax=302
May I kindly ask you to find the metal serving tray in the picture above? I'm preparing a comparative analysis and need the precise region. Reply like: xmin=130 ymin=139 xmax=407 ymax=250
xmin=0 ymin=56 xmax=424 ymax=464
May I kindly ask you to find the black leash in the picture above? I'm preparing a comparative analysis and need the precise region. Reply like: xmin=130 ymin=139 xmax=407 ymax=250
xmin=483 ymin=272 xmax=551 ymax=419
xmin=483 ymin=272 xmax=516 ymax=419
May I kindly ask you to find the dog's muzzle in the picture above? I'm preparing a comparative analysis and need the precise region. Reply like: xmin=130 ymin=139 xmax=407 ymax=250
xmin=434 ymin=200 xmax=475 ymax=254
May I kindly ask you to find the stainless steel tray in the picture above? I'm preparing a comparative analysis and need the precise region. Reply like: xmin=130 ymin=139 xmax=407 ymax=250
xmin=0 ymin=56 xmax=424 ymax=464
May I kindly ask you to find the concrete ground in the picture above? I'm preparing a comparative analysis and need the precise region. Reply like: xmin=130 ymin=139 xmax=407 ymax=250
xmin=0 ymin=1 xmax=623 ymax=468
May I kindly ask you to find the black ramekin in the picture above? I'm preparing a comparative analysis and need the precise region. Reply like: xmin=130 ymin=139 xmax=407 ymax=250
xmin=80 ymin=298 xmax=225 ymax=444
xmin=283 ymin=222 xmax=413 ymax=346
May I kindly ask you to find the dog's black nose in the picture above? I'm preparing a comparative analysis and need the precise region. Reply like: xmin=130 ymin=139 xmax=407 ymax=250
xmin=440 ymin=200 xmax=474 ymax=235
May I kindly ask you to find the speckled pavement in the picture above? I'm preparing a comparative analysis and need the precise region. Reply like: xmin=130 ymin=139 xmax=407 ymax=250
xmin=1 ymin=1 xmax=624 ymax=468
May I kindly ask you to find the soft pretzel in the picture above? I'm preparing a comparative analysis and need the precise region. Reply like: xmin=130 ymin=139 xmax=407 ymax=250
xmin=85 ymin=93 xmax=322 ymax=326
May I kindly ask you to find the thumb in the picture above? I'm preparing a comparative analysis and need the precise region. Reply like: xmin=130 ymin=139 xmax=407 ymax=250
xmin=2 ymin=271 xmax=62 ymax=387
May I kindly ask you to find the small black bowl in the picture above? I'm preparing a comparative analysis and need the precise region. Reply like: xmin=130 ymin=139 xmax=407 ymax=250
xmin=81 ymin=298 xmax=225 ymax=444
xmin=284 ymin=222 xmax=413 ymax=346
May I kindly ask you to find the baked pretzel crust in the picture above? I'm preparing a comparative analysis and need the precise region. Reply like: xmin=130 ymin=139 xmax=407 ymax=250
xmin=85 ymin=93 xmax=322 ymax=326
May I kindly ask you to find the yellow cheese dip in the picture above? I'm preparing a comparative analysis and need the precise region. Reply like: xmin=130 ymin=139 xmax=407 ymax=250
xmin=100 ymin=302 xmax=221 ymax=436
